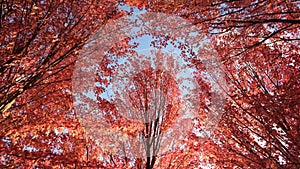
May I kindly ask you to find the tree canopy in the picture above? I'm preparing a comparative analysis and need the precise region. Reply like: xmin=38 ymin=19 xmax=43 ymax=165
xmin=0 ymin=0 xmax=299 ymax=168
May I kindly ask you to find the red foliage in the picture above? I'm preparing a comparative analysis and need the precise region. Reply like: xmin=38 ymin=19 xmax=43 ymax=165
xmin=1 ymin=0 xmax=299 ymax=168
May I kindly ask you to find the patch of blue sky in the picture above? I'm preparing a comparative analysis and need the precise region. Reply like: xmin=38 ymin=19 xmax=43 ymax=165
xmin=23 ymin=145 xmax=38 ymax=152
xmin=54 ymin=127 xmax=69 ymax=135
xmin=52 ymin=146 xmax=63 ymax=154
xmin=118 ymin=3 xmax=146 ymax=15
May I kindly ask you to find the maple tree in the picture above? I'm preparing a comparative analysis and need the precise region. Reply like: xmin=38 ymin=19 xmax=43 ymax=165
xmin=0 ymin=0 xmax=122 ymax=167
xmin=206 ymin=43 xmax=300 ymax=168
xmin=124 ymin=0 xmax=299 ymax=168
xmin=123 ymin=0 xmax=299 ymax=168
xmin=77 ymin=46 xmax=206 ymax=168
